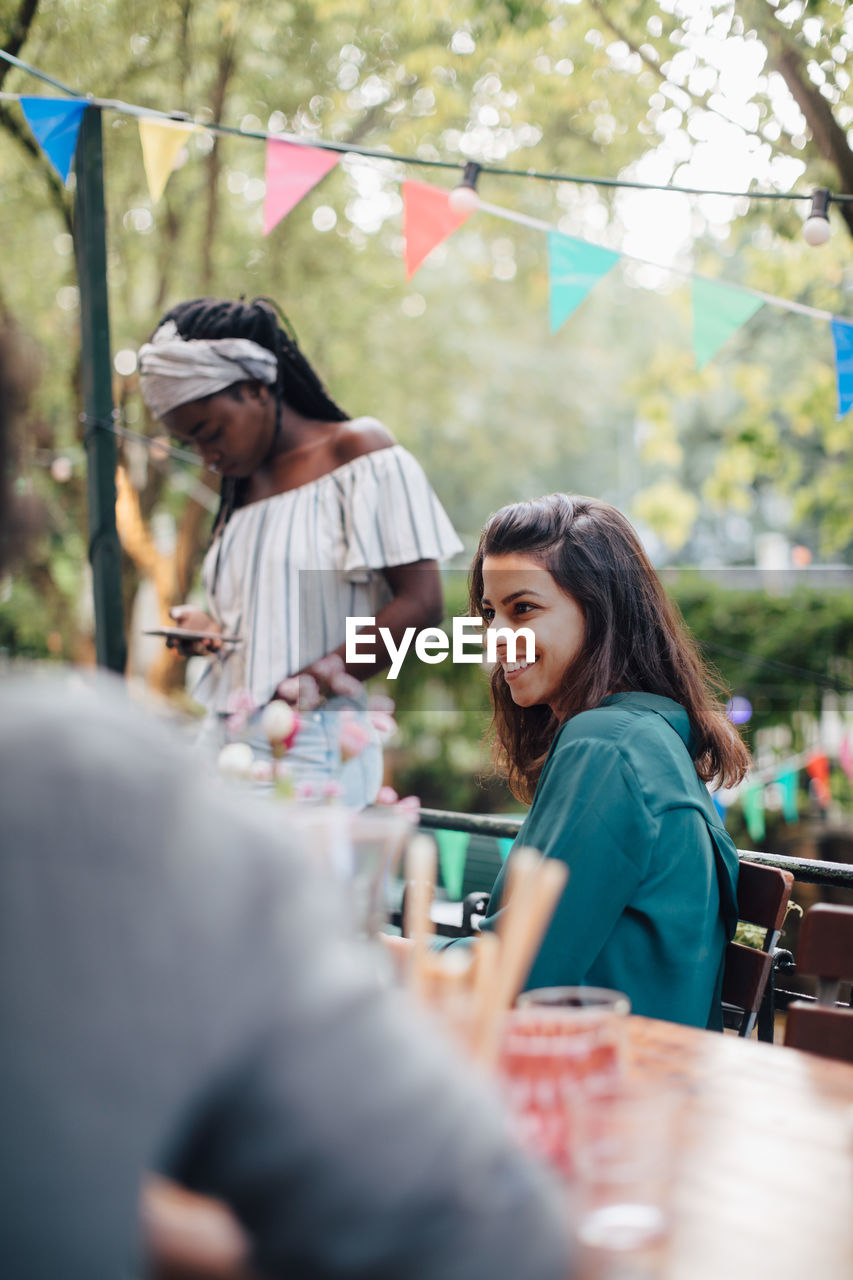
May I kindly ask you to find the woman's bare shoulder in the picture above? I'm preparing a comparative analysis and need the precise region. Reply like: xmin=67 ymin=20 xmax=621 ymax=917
xmin=333 ymin=416 xmax=397 ymax=463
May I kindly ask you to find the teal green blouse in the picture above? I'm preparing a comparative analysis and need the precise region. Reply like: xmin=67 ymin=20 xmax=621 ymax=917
xmin=478 ymin=693 xmax=740 ymax=1030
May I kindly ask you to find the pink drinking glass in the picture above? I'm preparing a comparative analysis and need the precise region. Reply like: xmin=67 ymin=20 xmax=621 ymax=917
xmin=497 ymin=988 xmax=630 ymax=1176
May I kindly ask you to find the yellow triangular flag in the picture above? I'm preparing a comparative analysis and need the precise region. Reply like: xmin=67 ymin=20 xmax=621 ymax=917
xmin=138 ymin=118 xmax=196 ymax=202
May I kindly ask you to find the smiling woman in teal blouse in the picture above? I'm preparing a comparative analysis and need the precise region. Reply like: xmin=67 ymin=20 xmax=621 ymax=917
xmin=469 ymin=495 xmax=750 ymax=1030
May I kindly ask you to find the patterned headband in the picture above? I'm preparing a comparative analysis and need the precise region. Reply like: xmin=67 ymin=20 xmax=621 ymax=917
xmin=138 ymin=319 xmax=278 ymax=419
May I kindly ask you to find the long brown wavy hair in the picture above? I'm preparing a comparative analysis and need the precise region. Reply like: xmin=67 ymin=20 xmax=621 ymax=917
xmin=469 ymin=494 xmax=751 ymax=803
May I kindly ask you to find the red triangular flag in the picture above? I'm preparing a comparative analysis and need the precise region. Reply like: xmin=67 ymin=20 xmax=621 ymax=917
xmin=263 ymin=140 xmax=339 ymax=235
xmin=402 ymin=180 xmax=473 ymax=278
xmin=806 ymin=751 xmax=832 ymax=809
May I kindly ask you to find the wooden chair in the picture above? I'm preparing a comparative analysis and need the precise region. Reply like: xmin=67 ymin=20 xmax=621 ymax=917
xmin=784 ymin=904 xmax=853 ymax=1063
xmin=721 ymin=860 xmax=795 ymax=1039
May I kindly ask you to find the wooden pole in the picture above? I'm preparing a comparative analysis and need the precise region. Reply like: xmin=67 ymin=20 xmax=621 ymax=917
xmin=74 ymin=105 xmax=126 ymax=673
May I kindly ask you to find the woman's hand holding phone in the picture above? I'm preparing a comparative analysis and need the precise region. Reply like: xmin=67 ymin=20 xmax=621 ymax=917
xmin=165 ymin=606 xmax=224 ymax=656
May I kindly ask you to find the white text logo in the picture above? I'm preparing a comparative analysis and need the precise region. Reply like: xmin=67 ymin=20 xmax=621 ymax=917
xmin=345 ymin=616 xmax=535 ymax=679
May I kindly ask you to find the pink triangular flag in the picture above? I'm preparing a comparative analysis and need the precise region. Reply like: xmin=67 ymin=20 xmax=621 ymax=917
xmin=263 ymin=140 xmax=339 ymax=235
xmin=840 ymin=736 xmax=853 ymax=783
xmin=402 ymin=180 xmax=473 ymax=278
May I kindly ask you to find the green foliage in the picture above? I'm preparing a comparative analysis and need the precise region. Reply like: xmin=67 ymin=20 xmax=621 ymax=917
xmin=2 ymin=0 xmax=853 ymax=772
xmin=376 ymin=571 xmax=853 ymax=817
xmin=670 ymin=575 xmax=853 ymax=750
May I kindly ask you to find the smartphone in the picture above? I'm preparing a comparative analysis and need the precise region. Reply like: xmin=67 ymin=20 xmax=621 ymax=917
xmin=143 ymin=626 xmax=241 ymax=644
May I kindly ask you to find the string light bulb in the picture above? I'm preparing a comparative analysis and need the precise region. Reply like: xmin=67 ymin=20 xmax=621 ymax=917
xmin=449 ymin=162 xmax=481 ymax=214
xmin=803 ymin=188 xmax=832 ymax=247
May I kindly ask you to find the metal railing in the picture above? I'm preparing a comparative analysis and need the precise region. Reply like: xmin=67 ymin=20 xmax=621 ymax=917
xmin=419 ymin=807 xmax=853 ymax=890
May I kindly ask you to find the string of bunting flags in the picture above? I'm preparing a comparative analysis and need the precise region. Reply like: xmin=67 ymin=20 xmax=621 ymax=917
xmin=428 ymin=739 xmax=853 ymax=889
xmin=435 ymin=737 xmax=853 ymax=884
xmin=716 ymin=738 xmax=853 ymax=843
xmin=8 ymin=87 xmax=853 ymax=416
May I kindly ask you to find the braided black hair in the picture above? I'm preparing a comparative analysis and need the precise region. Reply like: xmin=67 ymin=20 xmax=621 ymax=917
xmin=156 ymin=297 xmax=349 ymax=535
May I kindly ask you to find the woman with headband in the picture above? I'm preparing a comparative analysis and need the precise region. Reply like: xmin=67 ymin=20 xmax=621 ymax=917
xmin=138 ymin=297 xmax=462 ymax=805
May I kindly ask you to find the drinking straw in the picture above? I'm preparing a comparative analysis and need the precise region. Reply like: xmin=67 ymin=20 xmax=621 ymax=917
xmin=505 ymin=857 xmax=568 ymax=1002
xmin=401 ymin=840 xmax=567 ymax=1066
xmin=493 ymin=847 xmax=546 ymax=1009
xmin=421 ymin=946 xmax=472 ymax=1009
xmin=470 ymin=930 xmax=503 ymax=1063
xmin=470 ymin=850 xmax=568 ymax=1061
xmin=405 ymin=833 xmax=437 ymax=998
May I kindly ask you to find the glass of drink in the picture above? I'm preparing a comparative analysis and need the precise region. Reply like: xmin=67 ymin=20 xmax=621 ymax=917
xmin=287 ymin=806 xmax=411 ymax=939
xmin=568 ymin=1078 xmax=683 ymax=1261
xmin=497 ymin=989 xmax=630 ymax=1176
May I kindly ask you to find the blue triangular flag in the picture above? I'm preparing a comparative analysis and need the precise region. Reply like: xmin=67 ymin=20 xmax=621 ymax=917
xmin=830 ymin=318 xmax=853 ymax=419
xmin=20 ymin=97 xmax=87 ymax=183
xmin=547 ymin=231 xmax=620 ymax=333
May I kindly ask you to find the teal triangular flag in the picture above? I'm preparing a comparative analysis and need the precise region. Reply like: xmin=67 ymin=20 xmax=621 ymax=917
xmin=830 ymin=318 xmax=853 ymax=419
xmin=691 ymin=277 xmax=763 ymax=370
xmin=435 ymin=829 xmax=469 ymax=901
xmin=776 ymin=770 xmax=799 ymax=824
xmin=547 ymin=231 xmax=619 ymax=333
xmin=20 ymin=97 xmax=88 ymax=183
xmin=497 ymin=837 xmax=515 ymax=863
xmin=741 ymin=785 xmax=766 ymax=843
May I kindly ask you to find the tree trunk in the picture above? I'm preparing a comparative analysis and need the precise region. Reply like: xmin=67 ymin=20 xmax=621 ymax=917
xmin=200 ymin=38 xmax=237 ymax=292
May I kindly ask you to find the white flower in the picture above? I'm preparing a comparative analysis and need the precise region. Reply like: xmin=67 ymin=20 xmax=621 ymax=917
xmin=250 ymin=759 xmax=274 ymax=784
xmin=217 ymin=742 xmax=255 ymax=779
xmin=260 ymin=700 xmax=296 ymax=746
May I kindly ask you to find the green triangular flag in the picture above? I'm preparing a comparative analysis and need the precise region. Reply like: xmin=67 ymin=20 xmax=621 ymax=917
xmin=547 ymin=232 xmax=620 ymax=333
xmin=691 ymin=277 xmax=763 ymax=370
xmin=435 ymin=829 xmax=470 ymax=901
xmin=776 ymin=770 xmax=799 ymax=824
xmin=497 ymin=837 xmax=515 ymax=863
xmin=741 ymin=785 xmax=766 ymax=843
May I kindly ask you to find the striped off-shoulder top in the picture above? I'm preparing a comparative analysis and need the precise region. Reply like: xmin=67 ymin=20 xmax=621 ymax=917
xmin=192 ymin=427 xmax=463 ymax=712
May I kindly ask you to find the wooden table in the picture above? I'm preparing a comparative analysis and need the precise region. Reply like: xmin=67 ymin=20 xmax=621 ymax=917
xmin=146 ymin=1017 xmax=853 ymax=1280
xmin=621 ymin=1016 xmax=853 ymax=1280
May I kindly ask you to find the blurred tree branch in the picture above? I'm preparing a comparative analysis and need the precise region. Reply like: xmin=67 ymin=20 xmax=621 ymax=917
xmin=768 ymin=46 xmax=853 ymax=234
xmin=0 ymin=103 xmax=72 ymax=232
xmin=739 ymin=0 xmax=853 ymax=235
xmin=200 ymin=33 xmax=237 ymax=293
xmin=0 ymin=0 xmax=39 ymax=73
xmin=0 ymin=0 xmax=72 ymax=232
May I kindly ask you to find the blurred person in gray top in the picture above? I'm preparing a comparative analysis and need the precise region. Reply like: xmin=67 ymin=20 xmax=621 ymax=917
xmin=0 ymin=318 xmax=573 ymax=1280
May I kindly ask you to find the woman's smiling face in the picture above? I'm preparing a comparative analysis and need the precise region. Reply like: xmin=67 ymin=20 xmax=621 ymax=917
xmin=481 ymin=553 xmax=586 ymax=714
